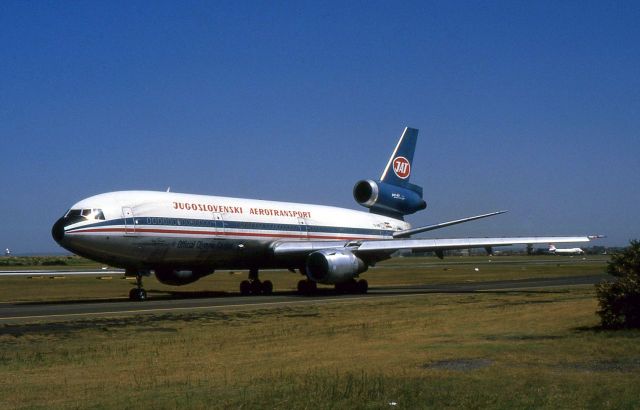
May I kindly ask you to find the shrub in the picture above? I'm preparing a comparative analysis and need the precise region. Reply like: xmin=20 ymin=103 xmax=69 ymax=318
xmin=596 ymin=240 xmax=640 ymax=329
xmin=41 ymin=259 xmax=68 ymax=266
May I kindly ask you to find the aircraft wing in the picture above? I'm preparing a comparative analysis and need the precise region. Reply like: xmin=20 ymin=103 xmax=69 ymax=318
xmin=271 ymin=236 xmax=596 ymax=259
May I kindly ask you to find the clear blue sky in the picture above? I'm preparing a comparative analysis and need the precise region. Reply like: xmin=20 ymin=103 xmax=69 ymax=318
xmin=1 ymin=1 xmax=638 ymax=253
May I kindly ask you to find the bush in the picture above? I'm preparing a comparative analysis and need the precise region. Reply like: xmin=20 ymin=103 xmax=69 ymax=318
xmin=596 ymin=240 xmax=640 ymax=329
xmin=41 ymin=259 xmax=68 ymax=266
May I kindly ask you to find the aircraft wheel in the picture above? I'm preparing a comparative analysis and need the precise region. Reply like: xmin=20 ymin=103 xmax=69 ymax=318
xmin=298 ymin=280 xmax=316 ymax=295
xmin=250 ymin=280 xmax=263 ymax=295
xmin=129 ymin=288 xmax=147 ymax=301
xmin=357 ymin=279 xmax=368 ymax=294
xmin=262 ymin=280 xmax=273 ymax=295
xmin=336 ymin=279 xmax=356 ymax=294
xmin=137 ymin=289 xmax=147 ymax=301
xmin=297 ymin=280 xmax=308 ymax=294
xmin=240 ymin=280 xmax=251 ymax=296
xmin=348 ymin=279 xmax=358 ymax=293
xmin=306 ymin=280 xmax=317 ymax=294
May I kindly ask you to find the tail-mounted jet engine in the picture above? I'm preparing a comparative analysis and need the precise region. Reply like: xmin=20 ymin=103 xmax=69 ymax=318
xmin=305 ymin=249 xmax=368 ymax=284
xmin=353 ymin=179 xmax=426 ymax=217
xmin=154 ymin=268 xmax=212 ymax=286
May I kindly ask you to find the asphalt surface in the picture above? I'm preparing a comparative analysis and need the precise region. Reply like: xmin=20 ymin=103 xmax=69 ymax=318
xmin=0 ymin=274 xmax=609 ymax=323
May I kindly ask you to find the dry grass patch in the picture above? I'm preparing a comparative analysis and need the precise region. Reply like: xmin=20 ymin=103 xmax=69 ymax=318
xmin=1 ymin=286 xmax=639 ymax=408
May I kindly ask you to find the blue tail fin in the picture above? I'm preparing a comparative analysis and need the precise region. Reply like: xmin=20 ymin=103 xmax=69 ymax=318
xmin=353 ymin=127 xmax=426 ymax=219
xmin=380 ymin=127 xmax=418 ymax=187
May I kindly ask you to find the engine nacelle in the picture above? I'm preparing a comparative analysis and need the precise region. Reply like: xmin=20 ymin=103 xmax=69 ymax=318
xmin=353 ymin=180 xmax=426 ymax=217
xmin=154 ymin=268 xmax=212 ymax=286
xmin=305 ymin=250 xmax=367 ymax=284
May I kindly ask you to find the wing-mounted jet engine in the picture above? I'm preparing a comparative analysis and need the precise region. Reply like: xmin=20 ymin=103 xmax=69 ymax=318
xmin=353 ymin=127 xmax=426 ymax=219
xmin=305 ymin=249 xmax=367 ymax=284
xmin=302 ymin=249 xmax=370 ymax=294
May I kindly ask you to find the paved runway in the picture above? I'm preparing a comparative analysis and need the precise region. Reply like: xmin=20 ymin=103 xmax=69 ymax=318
xmin=0 ymin=274 xmax=609 ymax=323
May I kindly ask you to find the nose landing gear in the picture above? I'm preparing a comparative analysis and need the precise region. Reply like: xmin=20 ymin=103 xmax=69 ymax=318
xmin=128 ymin=271 xmax=148 ymax=301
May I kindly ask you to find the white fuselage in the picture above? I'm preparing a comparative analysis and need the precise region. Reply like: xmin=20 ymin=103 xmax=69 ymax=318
xmin=54 ymin=191 xmax=410 ymax=271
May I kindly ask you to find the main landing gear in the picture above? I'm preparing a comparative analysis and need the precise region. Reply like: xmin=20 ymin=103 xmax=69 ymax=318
xmin=240 ymin=268 xmax=273 ymax=296
xmin=296 ymin=278 xmax=369 ymax=295
xmin=335 ymin=279 xmax=368 ymax=294
xmin=297 ymin=279 xmax=317 ymax=295
xmin=128 ymin=271 xmax=147 ymax=301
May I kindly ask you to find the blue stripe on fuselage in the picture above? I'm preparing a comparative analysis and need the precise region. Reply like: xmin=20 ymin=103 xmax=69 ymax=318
xmin=67 ymin=217 xmax=395 ymax=237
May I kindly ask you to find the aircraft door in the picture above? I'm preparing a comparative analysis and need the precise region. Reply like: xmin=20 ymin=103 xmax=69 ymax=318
xmin=122 ymin=207 xmax=136 ymax=235
xmin=212 ymin=212 xmax=224 ymax=236
xmin=297 ymin=217 xmax=309 ymax=239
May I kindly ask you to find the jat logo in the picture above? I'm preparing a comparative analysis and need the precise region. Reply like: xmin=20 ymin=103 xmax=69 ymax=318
xmin=393 ymin=156 xmax=411 ymax=179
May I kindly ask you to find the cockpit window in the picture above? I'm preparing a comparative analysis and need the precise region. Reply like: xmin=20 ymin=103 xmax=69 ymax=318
xmin=65 ymin=209 xmax=105 ymax=221
xmin=66 ymin=209 xmax=83 ymax=218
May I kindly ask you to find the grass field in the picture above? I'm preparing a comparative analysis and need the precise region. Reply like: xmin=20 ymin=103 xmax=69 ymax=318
xmin=0 ymin=255 xmax=100 ymax=269
xmin=0 ymin=255 xmax=610 ymax=303
xmin=3 ymin=255 xmax=638 ymax=409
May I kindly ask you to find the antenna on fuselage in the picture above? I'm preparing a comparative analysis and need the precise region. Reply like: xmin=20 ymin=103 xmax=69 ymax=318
xmin=166 ymin=187 xmax=171 ymax=192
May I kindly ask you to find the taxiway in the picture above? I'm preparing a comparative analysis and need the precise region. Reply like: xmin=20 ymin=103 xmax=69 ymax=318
xmin=0 ymin=274 xmax=608 ymax=323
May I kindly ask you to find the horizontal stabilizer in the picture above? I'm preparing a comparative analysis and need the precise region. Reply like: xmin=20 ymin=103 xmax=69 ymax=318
xmin=393 ymin=210 xmax=508 ymax=238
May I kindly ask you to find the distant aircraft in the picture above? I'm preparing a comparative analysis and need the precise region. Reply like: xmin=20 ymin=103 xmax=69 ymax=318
xmin=4 ymin=248 xmax=10 ymax=257
xmin=50 ymin=127 xmax=597 ymax=300
xmin=548 ymin=244 xmax=585 ymax=255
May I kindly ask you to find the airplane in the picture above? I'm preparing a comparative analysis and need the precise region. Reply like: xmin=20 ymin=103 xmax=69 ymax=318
xmin=548 ymin=244 xmax=585 ymax=255
xmin=51 ymin=127 xmax=598 ymax=301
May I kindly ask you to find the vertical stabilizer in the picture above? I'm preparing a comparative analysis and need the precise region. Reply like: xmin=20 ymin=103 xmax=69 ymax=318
xmin=353 ymin=127 xmax=426 ymax=219
xmin=380 ymin=127 xmax=419 ymax=187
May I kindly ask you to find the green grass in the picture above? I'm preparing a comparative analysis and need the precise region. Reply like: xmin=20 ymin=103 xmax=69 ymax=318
xmin=0 ymin=255 xmax=626 ymax=408
xmin=367 ymin=254 xmax=608 ymax=285
xmin=0 ymin=255 xmax=101 ymax=269
xmin=0 ymin=255 xmax=609 ymax=303
xmin=1 ymin=287 xmax=638 ymax=409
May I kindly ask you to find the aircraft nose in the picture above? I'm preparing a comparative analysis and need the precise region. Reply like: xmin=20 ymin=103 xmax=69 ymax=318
xmin=51 ymin=217 xmax=66 ymax=243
